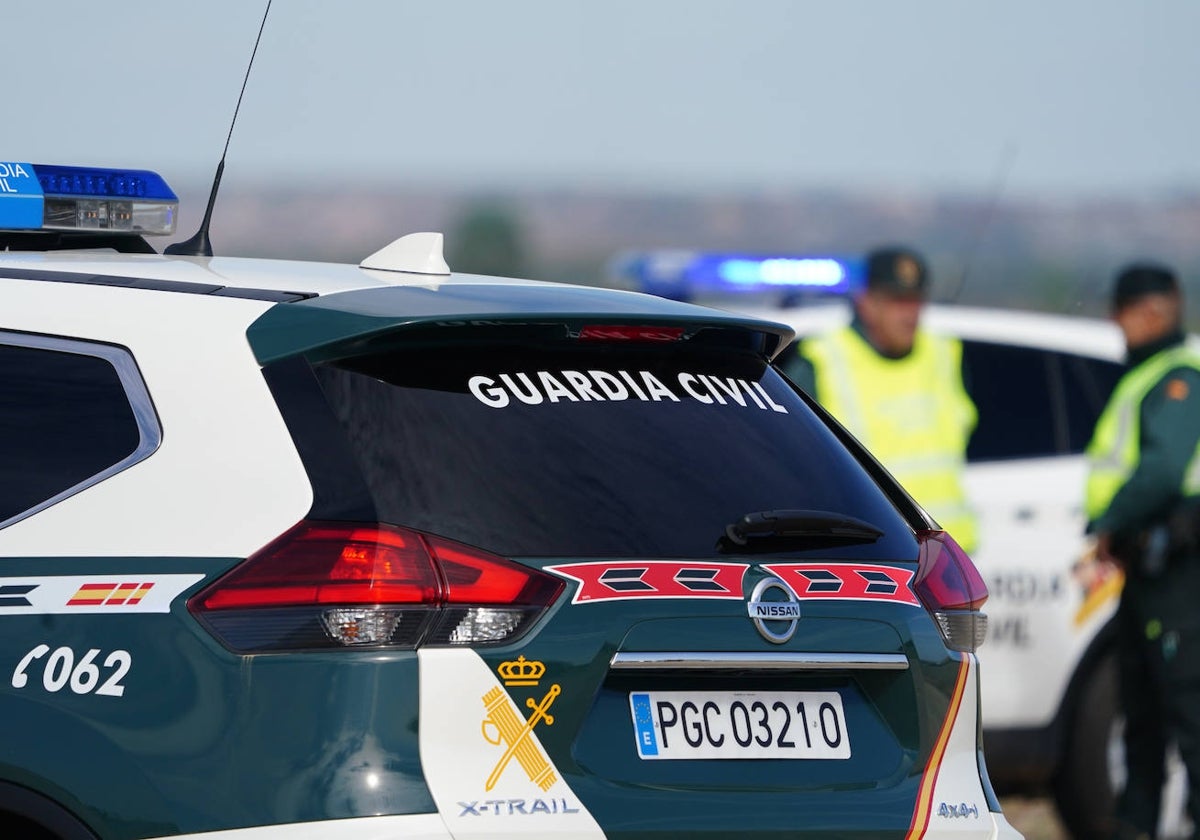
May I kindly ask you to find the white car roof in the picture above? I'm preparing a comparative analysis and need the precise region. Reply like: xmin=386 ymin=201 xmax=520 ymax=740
xmin=0 ymin=249 xmax=553 ymax=297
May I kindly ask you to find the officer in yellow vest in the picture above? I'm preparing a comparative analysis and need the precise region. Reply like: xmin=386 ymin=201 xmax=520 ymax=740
xmin=1086 ymin=264 xmax=1200 ymax=840
xmin=781 ymin=246 xmax=978 ymax=552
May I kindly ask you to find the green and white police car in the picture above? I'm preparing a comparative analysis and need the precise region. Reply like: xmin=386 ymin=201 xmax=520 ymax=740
xmin=0 ymin=163 xmax=1020 ymax=840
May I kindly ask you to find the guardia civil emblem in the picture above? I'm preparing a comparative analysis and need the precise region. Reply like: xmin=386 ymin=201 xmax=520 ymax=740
xmin=481 ymin=656 xmax=560 ymax=791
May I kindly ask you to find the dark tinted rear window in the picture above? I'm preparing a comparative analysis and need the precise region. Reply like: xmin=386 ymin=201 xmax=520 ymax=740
xmin=311 ymin=342 xmax=914 ymax=559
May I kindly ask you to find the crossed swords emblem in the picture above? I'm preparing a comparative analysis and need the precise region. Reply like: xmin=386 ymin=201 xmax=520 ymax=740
xmin=481 ymin=683 xmax=561 ymax=791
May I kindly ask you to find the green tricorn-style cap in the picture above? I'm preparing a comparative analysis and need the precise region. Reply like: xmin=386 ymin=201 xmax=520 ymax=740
xmin=1112 ymin=262 xmax=1179 ymax=311
xmin=864 ymin=246 xmax=929 ymax=297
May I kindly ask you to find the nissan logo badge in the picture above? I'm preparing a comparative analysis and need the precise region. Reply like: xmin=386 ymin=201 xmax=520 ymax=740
xmin=747 ymin=576 xmax=800 ymax=644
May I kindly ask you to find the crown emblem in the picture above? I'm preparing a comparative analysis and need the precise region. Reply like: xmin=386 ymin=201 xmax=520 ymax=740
xmin=497 ymin=655 xmax=546 ymax=686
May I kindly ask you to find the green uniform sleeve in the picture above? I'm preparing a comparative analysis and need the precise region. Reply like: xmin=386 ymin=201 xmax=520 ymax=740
xmin=1093 ymin=366 xmax=1200 ymax=536
xmin=777 ymin=341 xmax=817 ymax=395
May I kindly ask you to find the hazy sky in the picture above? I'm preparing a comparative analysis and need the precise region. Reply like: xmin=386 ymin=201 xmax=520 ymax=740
xmin=9 ymin=1 xmax=1200 ymax=198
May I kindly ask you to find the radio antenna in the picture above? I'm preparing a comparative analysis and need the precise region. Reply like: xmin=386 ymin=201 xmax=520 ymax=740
xmin=166 ymin=0 xmax=273 ymax=257
xmin=943 ymin=142 xmax=1018 ymax=303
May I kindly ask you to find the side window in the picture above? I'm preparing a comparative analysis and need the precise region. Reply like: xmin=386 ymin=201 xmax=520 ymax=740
xmin=1058 ymin=353 xmax=1123 ymax=454
xmin=962 ymin=340 xmax=1123 ymax=463
xmin=0 ymin=333 xmax=161 ymax=528
xmin=962 ymin=340 xmax=1058 ymax=462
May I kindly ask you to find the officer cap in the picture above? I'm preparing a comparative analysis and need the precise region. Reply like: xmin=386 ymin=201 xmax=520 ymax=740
xmin=864 ymin=246 xmax=929 ymax=298
xmin=1112 ymin=262 xmax=1179 ymax=312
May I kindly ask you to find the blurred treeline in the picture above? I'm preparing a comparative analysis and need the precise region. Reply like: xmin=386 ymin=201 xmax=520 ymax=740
xmin=208 ymin=185 xmax=1200 ymax=329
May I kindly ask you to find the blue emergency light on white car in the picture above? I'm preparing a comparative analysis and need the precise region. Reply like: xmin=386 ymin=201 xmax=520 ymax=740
xmin=611 ymin=249 xmax=862 ymax=301
xmin=0 ymin=162 xmax=178 ymax=235
xmin=716 ymin=256 xmax=849 ymax=288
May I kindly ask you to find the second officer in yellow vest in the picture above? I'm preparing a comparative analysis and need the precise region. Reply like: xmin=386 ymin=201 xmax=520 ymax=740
xmin=780 ymin=246 xmax=978 ymax=552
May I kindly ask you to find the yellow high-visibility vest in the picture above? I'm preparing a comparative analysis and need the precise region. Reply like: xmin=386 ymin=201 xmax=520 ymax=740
xmin=1084 ymin=344 xmax=1200 ymax=522
xmin=800 ymin=326 xmax=978 ymax=551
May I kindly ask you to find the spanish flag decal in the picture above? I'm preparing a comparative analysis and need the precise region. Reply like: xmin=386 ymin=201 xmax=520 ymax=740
xmin=905 ymin=656 xmax=971 ymax=839
xmin=0 ymin=574 xmax=202 ymax=615
xmin=67 ymin=582 xmax=154 ymax=606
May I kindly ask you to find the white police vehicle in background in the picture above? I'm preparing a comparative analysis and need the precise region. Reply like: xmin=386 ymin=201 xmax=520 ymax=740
xmin=613 ymin=250 xmax=1195 ymax=839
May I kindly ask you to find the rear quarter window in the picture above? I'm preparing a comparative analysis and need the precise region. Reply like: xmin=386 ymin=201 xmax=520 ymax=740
xmin=0 ymin=334 xmax=159 ymax=528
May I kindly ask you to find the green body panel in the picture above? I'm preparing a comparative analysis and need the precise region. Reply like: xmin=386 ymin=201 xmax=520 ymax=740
xmin=0 ymin=557 xmax=435 ymax=839
xmin=245 ymin=283 xmax=794 ymax=364
xmin=0 ymin=554 xmax=959 ymax=839
xmin=470 ymin=560 xmax=961 ymax=839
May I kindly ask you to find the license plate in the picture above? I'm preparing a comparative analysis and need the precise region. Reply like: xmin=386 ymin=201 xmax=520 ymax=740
xmin=629 ymin=690 xmax=850 ymax=760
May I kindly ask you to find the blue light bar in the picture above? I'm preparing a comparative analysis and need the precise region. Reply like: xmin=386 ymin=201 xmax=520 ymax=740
xmin=0 ymin=162 xmax=178 ymax=235
xmin=613 ymin=250 xmax=862 ymax=301
xmin=714 ymin=257 xmax=848 ymax=288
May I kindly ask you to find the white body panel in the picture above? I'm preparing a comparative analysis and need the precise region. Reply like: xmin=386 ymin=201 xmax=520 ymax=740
xmin=967 ymin=456 xmax=1117 ymax=727
xmin=417 ymin=648 xmax=606 ymax=839
xmin=922 ymin=657 xmax=1024 ymax=839
xmin=0 ymin=277 xmax=312 ymax=557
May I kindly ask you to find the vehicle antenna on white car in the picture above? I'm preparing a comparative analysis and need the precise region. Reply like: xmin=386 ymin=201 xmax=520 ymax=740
xmin=166 ymin=0 xmax=274 ymax=258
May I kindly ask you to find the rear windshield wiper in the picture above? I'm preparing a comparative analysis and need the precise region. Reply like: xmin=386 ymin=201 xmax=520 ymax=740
xmin=720 ymin=509 xmax=884 ymax=552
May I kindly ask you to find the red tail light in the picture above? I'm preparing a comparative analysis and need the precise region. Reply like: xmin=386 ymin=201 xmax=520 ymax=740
xmin=195 ymin=523 xmax=441 ymax=609
xmin=425 ymin=535 xmax=555 ymax=604
xmin=189 ymin=521 xmax=563 ymax=653
xmin=914 ymin=530 xmax=989 ymax=652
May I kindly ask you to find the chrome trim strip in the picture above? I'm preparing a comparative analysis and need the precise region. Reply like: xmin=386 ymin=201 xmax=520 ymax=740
xmin=609 ymin=651 xmax=910 ymax=671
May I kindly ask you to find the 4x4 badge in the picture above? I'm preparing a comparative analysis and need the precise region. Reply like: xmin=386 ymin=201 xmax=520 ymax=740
xmin=747 ymin=576 xmax=800 ymax=644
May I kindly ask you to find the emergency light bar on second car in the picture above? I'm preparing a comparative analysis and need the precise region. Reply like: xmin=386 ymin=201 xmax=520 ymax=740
xmin=0 ymin=162 xmax=178 ymax=235
xmin=609 ymin=250 xmax=863 ymax=302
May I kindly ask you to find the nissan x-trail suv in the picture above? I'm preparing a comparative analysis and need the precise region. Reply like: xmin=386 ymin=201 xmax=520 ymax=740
xmin=0 ymin=163 xmax=1019 ymax=839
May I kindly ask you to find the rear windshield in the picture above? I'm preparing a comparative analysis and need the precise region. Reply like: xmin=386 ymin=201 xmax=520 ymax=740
xmin=311 ymin=342 xmax=914 ymax=559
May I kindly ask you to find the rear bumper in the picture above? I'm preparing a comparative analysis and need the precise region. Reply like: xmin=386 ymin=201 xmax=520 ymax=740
xmin=148 ymin=811 xmax=1023 ymax=840
xmin=413 ymin=649 xmax=1022 ymax=839
xmin=991 ymin=813 xmax=1025 ymax=839
xmin=150 ymin=651 xmax=1022 ymax=840
xmin=920 ymin=813 xmax=1023 ymax=839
